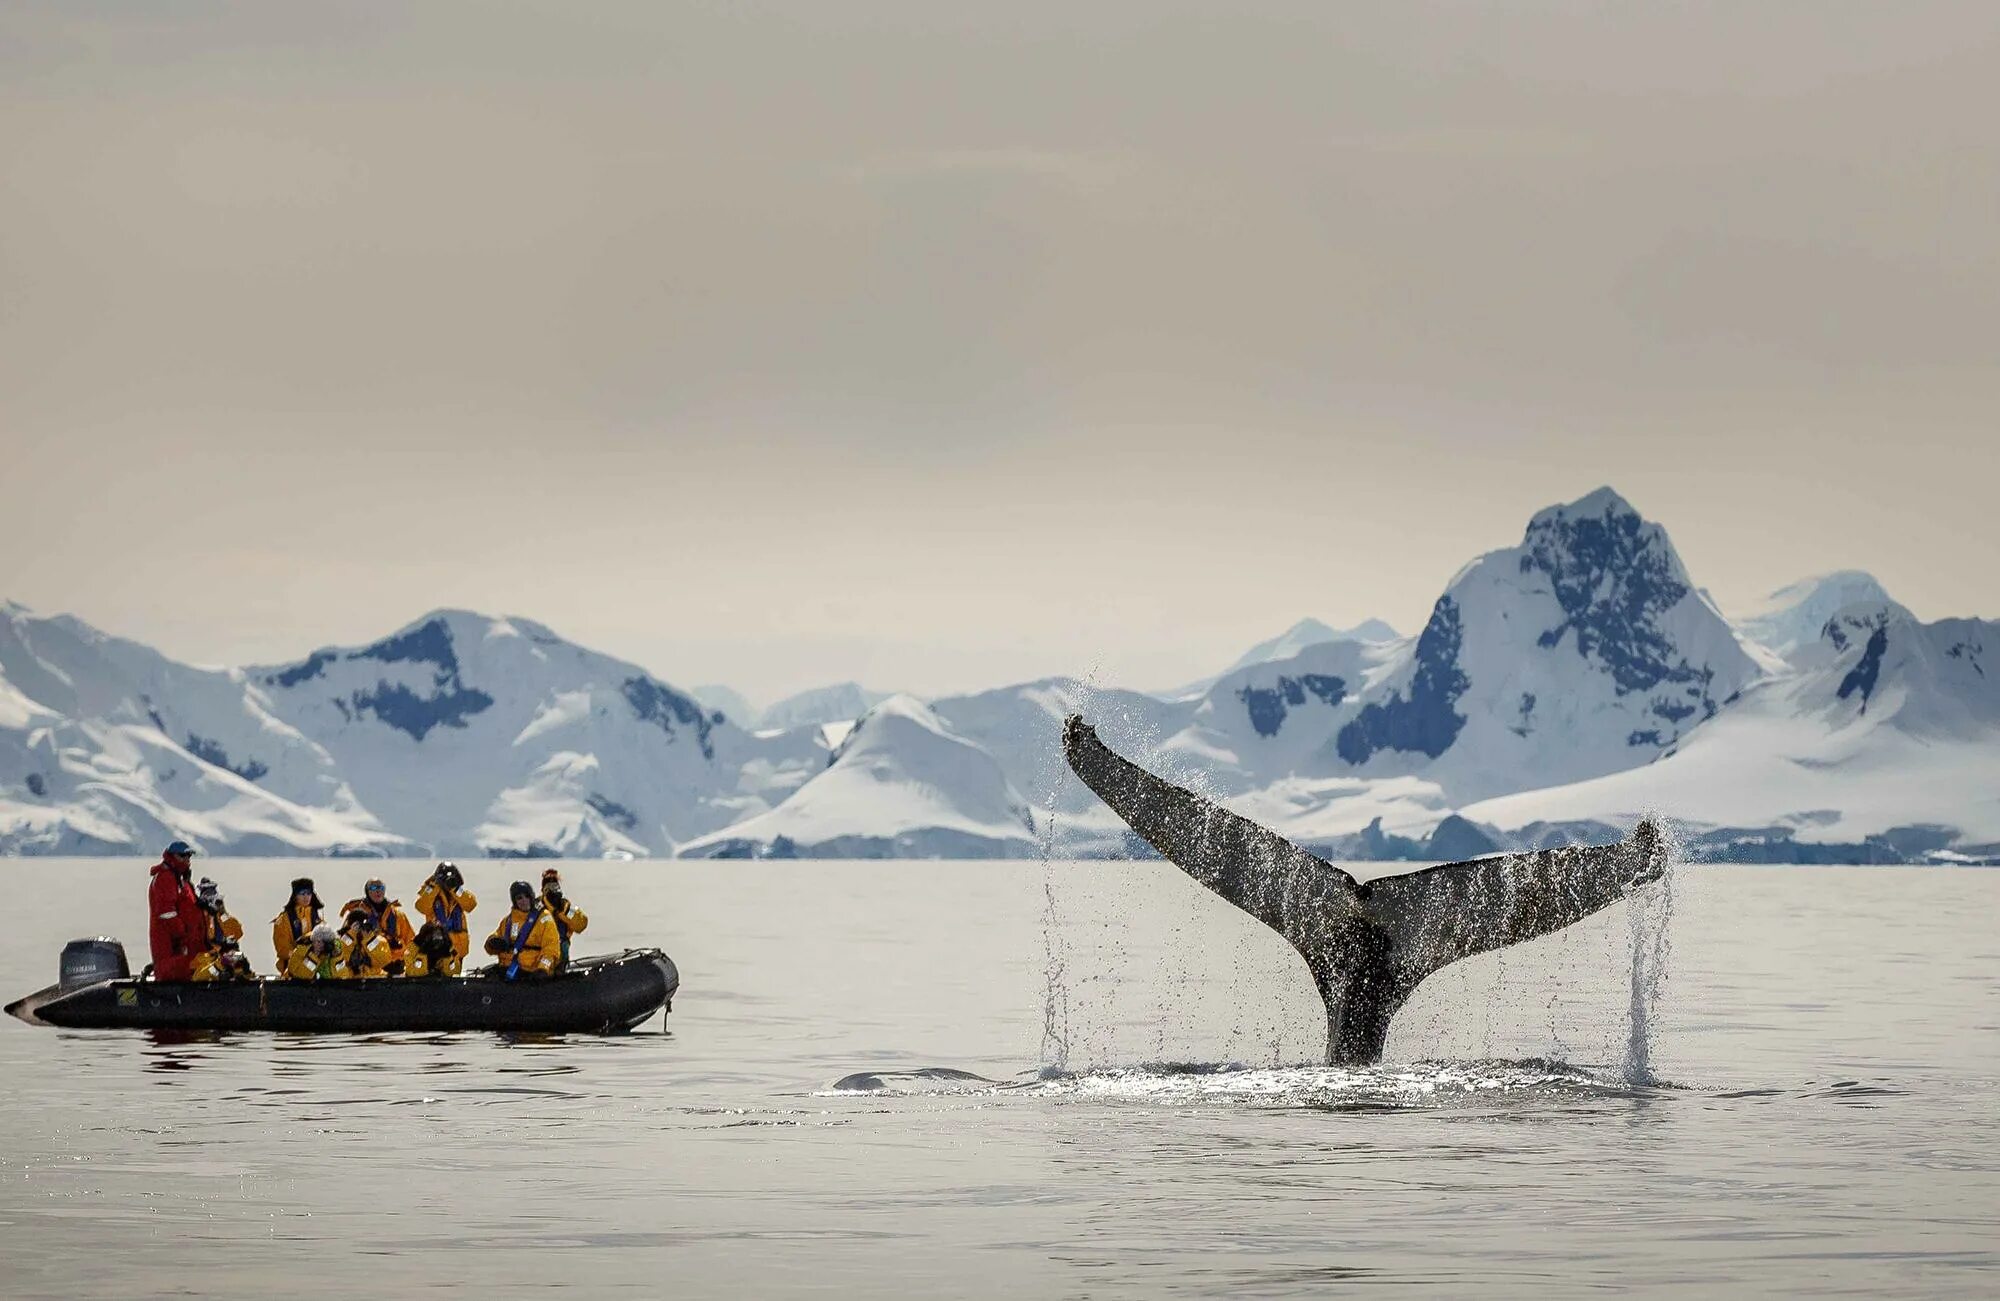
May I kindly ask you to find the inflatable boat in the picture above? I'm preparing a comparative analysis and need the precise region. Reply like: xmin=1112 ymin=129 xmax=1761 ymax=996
xmin=6 ymin=938 xmax=678 ymax=1034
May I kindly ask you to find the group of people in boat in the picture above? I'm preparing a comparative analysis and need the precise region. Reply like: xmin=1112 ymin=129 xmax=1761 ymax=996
xmin=146 ymin=840 xmax=589 ymax=984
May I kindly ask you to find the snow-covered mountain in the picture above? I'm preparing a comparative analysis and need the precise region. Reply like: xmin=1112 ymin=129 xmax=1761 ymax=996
xmin=1166 ymin=616 xmax=1399 ymax=697
xmin=1020 ymin=488 xmax=1763 ymax=851
xmin=246 ymin=611 xmax=833 ymax=857
xmin=0 ymin=606 xmax=827 ymax=857
xmin=1734 ymin=571 xmax=1896 ymax=661
xmin=1016 ymin=489 xmax=1990 ymax=862
xmin=1226 ymin=616 xmax=1399 ymax=671
xmin=1328 ymin=487 xmax=1760 ymax=801
xmin=758 ymin=682 xmax=890 ymax=732
xmin=929 ymin=676 xmax=1195 ymax=855
xmin=4 ymin=486 xmax=1993 ymax=862
xmin=679 ymin=695 xmax=1037 ymax=859
xmin=689 ymin=683 xmax=758 ymax=729
xmin=1465 ymin=596 xmax=2000 ymax=859
xmin=0 ymin=602 xmax=414 ymax=856
xmin=686 ymin=681 xmax=889 ymax=732
xmin=1153 ymin=639 xmax=1391 ymax=794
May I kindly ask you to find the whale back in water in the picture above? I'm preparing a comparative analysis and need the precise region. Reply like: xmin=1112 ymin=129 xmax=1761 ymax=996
xmin=1061 ymin=716 xmax=1664 ymax=1064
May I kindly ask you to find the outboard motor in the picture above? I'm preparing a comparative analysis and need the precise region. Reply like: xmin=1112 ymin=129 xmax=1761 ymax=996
xmin=59 ymin=937 xmax=130 ymax=990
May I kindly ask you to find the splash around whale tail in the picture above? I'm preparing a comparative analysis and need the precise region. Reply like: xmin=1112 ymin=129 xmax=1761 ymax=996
xmin=1061 ymin=715 xmax=1667 ymax=1065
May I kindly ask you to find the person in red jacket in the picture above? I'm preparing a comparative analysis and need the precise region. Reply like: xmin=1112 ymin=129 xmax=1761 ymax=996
xmin=147 ymin=840 xmax=207 ymax=981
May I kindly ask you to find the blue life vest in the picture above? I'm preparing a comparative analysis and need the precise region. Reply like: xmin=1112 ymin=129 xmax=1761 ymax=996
xmin=505 ymin=907 xmax=544 ymax=981
xmin=430 ymin=889 xmax=465 ymax=934
xmin=363 ymin=899 xmax=403 ymax=947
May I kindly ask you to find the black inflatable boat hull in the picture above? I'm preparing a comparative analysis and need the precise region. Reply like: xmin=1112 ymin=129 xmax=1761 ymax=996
xmin=7 ymin=949 xmax=677 ymax=1034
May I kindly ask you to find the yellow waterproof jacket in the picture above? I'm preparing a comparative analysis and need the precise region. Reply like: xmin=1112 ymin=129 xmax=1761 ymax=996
xmin=191 ymin=948 xmax=249 ymax=982
xmin=339 ymin=897 xmax=415 ymax=956
xmin=485 ymin=906 xmax=560 ymax=979
xmin=286 ymin=938 xmax=351 ymax=981
xmin=338 ymin=930 xmax=395 ymax=979
xmin=193 ymin=910 xmax=250 ymax=981
xmin=271 ymin=903 xmax=320 ymax=970
xmin=414 ymin=882 xmax=478 ymax=960
xmin=405 ymin=949 xmax=461 ymax=978
xmin=205 ymin=909 xmax=245 ymax=951
xmin=541 ymin=894 xmax=589 ymax=967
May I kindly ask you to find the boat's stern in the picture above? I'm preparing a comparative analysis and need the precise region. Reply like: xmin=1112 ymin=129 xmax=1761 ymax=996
xmin=9 ymin=937 xmax=136 ymax=1027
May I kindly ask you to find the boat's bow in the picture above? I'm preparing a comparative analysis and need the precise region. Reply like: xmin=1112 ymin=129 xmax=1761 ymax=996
xmin=5 ymin=983 xmax=64 ymax=1025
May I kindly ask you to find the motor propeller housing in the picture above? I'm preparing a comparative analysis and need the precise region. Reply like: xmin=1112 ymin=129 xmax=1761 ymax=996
xmin=59 ymin=937 xmax=130 ymax=990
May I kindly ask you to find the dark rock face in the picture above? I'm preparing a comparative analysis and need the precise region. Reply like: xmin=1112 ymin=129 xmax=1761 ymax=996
xmin=1652 ymin=699 xmax=1697 ymax=724
xmin=1522 ymin=502 xmax=1690 ymax=693
xmin=355 ymin=619 xmax=461 ymax=676
xmin=1519 ymin=498 xmax=1722 ymax=734
xmin=1336 ymin=597 xmax=1470 ymax=763
xmin=622 ymin=676 xmax=716 ymax=759
xmin=1311 ymin=813 xmax=1504 ymax=862
xmin=1351 ymin=816 xmax=1424 ymax=860
xmin=1423 ymin=814 xmax=1503 ymax=861
xmin=1682 ymin=822 xmax=1955 ymax=864
xmin=347 ymin=681 xmax=496 ymax=741
xmin=24 ymin=773 xmax=45 ymax=798
xmin=1237 ymin=673 xmax=1346 ymax=738
xmin=586 ymin=793 xmax=638 ymax=831
xmin=267 ymin=650 xmax=335 ymax=689
xmin=263 ymin=618 xmax=495 ymax=742
xmin=1837 ymin=625 xmax=1889 ymax=710
xmin=1944 ymin=639 xmax=1986 ymax=677
xmin=347 ymin=622 xmax=494 ymax=742
xmin=1508 ymin=692 xmax=1537 ymax=738
xmin=184 ymin=734 xmax=268 ymax=783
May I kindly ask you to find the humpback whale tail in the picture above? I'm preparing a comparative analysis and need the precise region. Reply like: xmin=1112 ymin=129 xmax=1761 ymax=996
xmin=1062 ymin=715 xmax=1666 ymax=1065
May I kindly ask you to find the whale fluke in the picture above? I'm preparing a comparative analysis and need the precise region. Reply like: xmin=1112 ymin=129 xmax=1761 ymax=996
xmin=1062 ymin=715 xmax=1665 ymax=1064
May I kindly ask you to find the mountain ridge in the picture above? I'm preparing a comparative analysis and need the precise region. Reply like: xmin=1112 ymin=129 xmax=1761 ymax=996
xmin=5 ymin=489 xmax=1994 ymax=862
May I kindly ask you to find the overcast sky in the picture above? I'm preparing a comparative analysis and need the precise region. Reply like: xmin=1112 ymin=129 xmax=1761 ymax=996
xmin=2 ymin=3 xmax=1994 ymax=701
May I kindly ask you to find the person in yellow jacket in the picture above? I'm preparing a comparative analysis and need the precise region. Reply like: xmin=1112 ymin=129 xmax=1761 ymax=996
xmin=413 ymin=862 xmax=477 ymax=965
xmin=538 ymin=867 xmax=588 ymax=970
xmin=483 ymin=880 xmax=561 ymax=980
xmin=337 ymin=909 xmax=395 ymax=979
xmin=340 ymin=878 xmax=415 ymax=973
xmin=191 ymin=944 xmax=252 ymax=982
xmin=406 ymin=922 xmax=461 ymax=978
xmin=286 ymin=923 xmax=348 ymax=981
xmin=191 ymin=878 xmax=254 ymax=982
xmin=271 ymin=877 xmax=324 ymax=972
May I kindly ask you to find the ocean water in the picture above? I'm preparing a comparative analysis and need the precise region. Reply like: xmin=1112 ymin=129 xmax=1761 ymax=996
xmin=1 ymin=859 xmax=1995 ymax=1298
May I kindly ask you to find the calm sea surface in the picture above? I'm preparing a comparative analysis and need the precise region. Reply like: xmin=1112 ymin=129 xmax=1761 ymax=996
xmin=1 ymin=860 xmax=1995 ymax=1298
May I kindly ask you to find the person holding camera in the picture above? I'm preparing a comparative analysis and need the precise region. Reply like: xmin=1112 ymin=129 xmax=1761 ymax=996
xmin=538 ymin=868 xmax=589 ymax=971
xmin=483 ymin=881 xmax=560 ymax=980
xmin=413 ymin=861 xmax=477 ymax=966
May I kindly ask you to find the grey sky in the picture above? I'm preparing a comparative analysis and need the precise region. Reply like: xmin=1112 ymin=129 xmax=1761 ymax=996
xmin=2 ymin=2 xmax=1994 ymax=701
